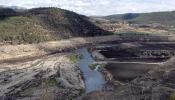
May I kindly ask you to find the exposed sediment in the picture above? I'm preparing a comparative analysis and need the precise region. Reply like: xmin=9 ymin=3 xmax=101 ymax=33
xmin=0 ymin=35 xmax=121 ymax=63
xmin=80 ymin=41 xmax=175 ymax=100
xmin=1 ymin=34 xmax=175 ymax=100
xmin=0 ymin=54 xmax=84 ymax=100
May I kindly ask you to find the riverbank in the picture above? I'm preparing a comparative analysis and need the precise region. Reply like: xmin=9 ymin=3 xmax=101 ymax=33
xmin=79 ymin=43 xmax=175 ymax=100
xmin=0 ymin=53 xmax=85 ymax=100
xmin=0 ymin=35 xmax=120 ymax=63
xmin=81 ymin=57 xmax=175 ymax=100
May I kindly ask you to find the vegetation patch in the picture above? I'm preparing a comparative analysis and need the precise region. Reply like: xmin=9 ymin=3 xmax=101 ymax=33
xmin=170 ymin=92 xmax=175 ymax=100
xmin=67 ymin=89 xmax=85 ymax=100
xmin=0 ymin=16 xmax=54 ymax=44
xmin=79 ymin=89 xmax=85 ymax=96
xmin=87 ymin=47 xmax=92 ymax=53
xmin=0 ymin=7 xmax=110 ymax=44
xmin=47 ymin=77 xmax=60 ymax=87
xmin=79 ymin=54 xmax=84 ymax=59
xmin=69 ymin=54 xmax=84 ymax=63
xmin=89 ymin=63 xmax=99 ymax=70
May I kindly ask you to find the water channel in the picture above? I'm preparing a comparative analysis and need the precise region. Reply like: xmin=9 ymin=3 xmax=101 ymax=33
xmin=76 ymin=48 xmax=106 ymax=93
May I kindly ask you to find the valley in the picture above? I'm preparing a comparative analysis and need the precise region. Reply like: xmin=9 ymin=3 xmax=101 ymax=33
xmin=0 ymin=6 xmax=175 ymax=100
xmin=1 ymin=33 xmax=175 ymax=100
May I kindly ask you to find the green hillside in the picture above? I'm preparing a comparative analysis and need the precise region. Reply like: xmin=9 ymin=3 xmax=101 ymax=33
xmin=104 ymin=11 xmax=175 ymax=26
xmin=0 ymin=7 xmax=111 ymax=44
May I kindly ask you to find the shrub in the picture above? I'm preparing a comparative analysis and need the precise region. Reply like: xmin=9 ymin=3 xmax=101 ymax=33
xmin=170 ymin=92 xmax=175 ymax=100
xmin=69 ymin=54 xmax=83 ymax=63
xmin=89 ymin=63 xmax=99 ymax=70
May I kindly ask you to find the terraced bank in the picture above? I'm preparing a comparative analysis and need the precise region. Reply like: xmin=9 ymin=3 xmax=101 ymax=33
xmin=80 ymin=41 xmax=175 ymax=100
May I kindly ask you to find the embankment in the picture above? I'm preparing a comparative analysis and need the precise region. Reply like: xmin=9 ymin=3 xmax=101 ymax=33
xmin=0 ymin=35 xmax=120 ymax=63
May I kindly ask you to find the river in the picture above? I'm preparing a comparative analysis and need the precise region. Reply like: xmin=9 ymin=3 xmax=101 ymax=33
xmin=76 ymin=48 xmax=106 ymax=93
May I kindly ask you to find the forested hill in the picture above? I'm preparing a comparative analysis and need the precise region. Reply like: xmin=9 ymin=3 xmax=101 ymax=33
xmin=0 ymin=7 xmax=111 ymax=44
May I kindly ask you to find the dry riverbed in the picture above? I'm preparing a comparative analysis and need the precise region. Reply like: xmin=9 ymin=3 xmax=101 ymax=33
xmin=0 ymin=35 xmax=120 ymax=62
xmin=0 ymin=35 xmax=120 ymax=100
xmin=1 ymin=34 xmax=175 ymax=100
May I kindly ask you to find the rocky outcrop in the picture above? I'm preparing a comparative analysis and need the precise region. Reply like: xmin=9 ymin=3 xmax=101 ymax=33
xmin=0 ymin=54 xmax=84 ymax=100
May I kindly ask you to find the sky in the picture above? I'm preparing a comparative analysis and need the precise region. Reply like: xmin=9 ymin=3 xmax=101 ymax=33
xmin=1 ymin=0 xmax=175 ymax=16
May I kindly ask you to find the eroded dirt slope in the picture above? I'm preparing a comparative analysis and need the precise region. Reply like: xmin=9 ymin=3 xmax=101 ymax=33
xmin=0 ymin=54 xmax=84 ymax=100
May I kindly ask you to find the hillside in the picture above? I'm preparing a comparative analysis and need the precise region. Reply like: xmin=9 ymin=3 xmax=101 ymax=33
xmin=0 ymin=7 xmax=111 ymax=44
xmin=103 ymin=11 xmax=175 ymax=26
xmin=0 ymin=7 xmax=17 ymax=19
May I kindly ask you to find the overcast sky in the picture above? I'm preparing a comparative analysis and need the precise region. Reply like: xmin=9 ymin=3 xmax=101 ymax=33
xmin=1 ymin=0 xmax=175 ymax=16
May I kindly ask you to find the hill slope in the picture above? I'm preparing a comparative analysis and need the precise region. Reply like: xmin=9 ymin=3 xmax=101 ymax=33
xmin=0 ymin=7 xmax=111 ymax=44
xmin=103 ymin=11 xmax=175 ymax=26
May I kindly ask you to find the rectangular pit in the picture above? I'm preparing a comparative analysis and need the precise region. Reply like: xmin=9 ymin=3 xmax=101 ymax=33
xmin=92 ymin=42 xmax=175 ymax=82
xmin=105 ymin=62 xmax=160 ymax=82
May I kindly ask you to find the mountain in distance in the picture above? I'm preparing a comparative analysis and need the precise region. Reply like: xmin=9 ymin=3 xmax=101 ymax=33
xmin=0 ymin=5 xmax=26 ymax=12
xmin=102 ymin=11 xmax=175 ymax=26
xmin=8 ymin=6 xmax=27 ymax=12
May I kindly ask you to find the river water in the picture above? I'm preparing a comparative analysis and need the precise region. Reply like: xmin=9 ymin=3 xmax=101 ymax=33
xmin=76 ymin=48 xmax=106 ymax=93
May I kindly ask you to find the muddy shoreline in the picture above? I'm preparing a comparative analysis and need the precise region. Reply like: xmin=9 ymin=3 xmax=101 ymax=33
xmin=79 ymin=40 xmax=175 ymax=100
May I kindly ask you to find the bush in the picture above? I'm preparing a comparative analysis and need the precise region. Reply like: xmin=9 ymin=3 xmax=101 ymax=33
xmin=170 ymin=93 xmax=175 ymax=100
xmin=69 ymin=54 xmax=83 ymax=63
xmin=89 ymin=63 xmax=99 ymax=70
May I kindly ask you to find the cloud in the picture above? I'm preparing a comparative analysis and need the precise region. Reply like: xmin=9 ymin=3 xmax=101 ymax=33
xmin=1 ymin=0 xmax=175 ymax=16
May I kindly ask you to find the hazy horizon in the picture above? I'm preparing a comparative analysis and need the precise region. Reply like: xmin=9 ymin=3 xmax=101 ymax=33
xmin=1 ymin=0 xmax=175 ymax=16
